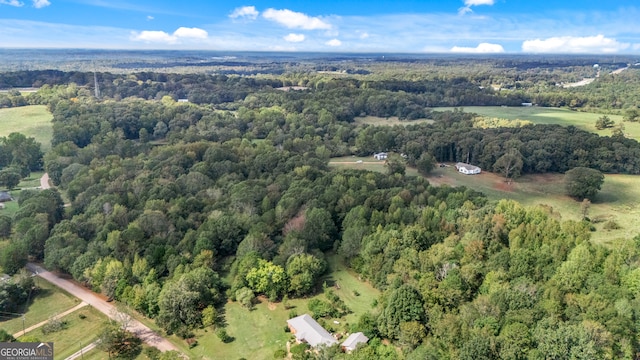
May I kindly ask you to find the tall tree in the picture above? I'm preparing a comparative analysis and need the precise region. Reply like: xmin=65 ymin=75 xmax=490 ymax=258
xmin=565 ymin=167 xmax=605 ymax=201
xmin=493 ymin=149 xmax=524 ymax=182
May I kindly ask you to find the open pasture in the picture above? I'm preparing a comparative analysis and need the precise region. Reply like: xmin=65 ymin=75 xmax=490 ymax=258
xmin=432 ymin=106 xmax=640 ymax=141
xmin=0 ymin=105 xmax=53 ymax=150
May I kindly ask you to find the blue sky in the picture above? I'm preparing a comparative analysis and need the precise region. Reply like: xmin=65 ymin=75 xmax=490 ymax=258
xmin=1 ymin=0 xmax=640 ymax=53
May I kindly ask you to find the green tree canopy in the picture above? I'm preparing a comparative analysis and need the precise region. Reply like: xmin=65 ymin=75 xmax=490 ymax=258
xmin=565 ymin=167 xmax=605 ymax=200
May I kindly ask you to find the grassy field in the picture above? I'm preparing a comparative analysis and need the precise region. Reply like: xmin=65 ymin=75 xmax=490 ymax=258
xmin=0 ymin=105 xmax=53 ymax=151
xmin=0 ymin=171 xmax=46 ymax=215
xmin=355 ymin=116 xmax=434 ymax=126
xmin=328 ymin=157 xmax=640 ymax=245
xmin=432 ymin=106 xmax=640 ymax=141
xmin=184 ymin=255 xmax=380 ymax=360
xmin=328 ymin=155 xmax=419 ymax=177
xmin=0 ymin=280 xmax=81 ymax=335
xmin=17 ymin=306 xmax=108 ymax=360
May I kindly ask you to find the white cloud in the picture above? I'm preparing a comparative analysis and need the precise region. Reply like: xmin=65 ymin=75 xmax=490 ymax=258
xmin=131 ymin=27 xmax=208 ymax=44
xmin=147 ymin=15 xmax=154 ymax=21
xmin=32 ymin=0 xmax=49 ymax=8
xmin=131 ymin=30 xmax=177 ymax=44
xmin=0 ymin=0 xmax=23 ymax=6
xmin=359 ymin=32 xmax=370 ymax=39
xmin=325 ymin=38 xmax=342 ymax=47
xmin=459 ymin=0 xmax=495 ymax=15
xmin=522 ymin=35 xmax=630 ymax=53
xmin=173 ymin=27 xmax=208 ymax=39
xmin=229 ymin=6 xmax=258 ymax=20
xmin=451 ymin=42 xmax=504 ymax=53
xmin=263 ymin=8 xmax=331 ymax=30
xmin=464 ymin=0 xmax=494 ymax=5
xmin=284 ymin=33 xmax=305 ymax=43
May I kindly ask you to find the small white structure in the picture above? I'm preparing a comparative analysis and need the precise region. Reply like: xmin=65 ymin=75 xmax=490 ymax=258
xmin=521 ymin=102 xmax=533 ymax=107
xmin=455 ymin=162 xmax=481 ymax=175
xmin=373 ymin=152 xmax=388 ymax=160
xmin=341 ymin=332 xmax=369 ymax=353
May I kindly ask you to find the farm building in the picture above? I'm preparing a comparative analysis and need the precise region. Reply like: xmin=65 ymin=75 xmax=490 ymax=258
xmin=287 ymin=314 xmax=338 ymax=348
xmin=0 ymin=191 xmax=13 ymax=202
xmin=373 ymin=152 xmax=388 ymax=160
xmin=341 ymin=332 xmax=369 ymax=352
xmin=455 ymin=162 xmax=481 ymax=175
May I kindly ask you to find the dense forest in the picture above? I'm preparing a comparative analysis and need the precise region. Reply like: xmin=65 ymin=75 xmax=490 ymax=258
xmin=1 ymin=57 xmax=640 ymax=359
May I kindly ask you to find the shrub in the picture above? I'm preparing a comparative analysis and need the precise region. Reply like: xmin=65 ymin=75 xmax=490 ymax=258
xmin=143 ymin=347 xmax=161 ymax=360
xmin=274 ymin=349 xmax=287 ymax=358
xmin=216 ymin=329 xmax=234 ymax=343
xmin=290 ymin=343 xmax=309 ymax=356
xmin=603 ymin=220 xmax=622 ymax=230
xmin=41 ymin=318 xmax=66 ymax=334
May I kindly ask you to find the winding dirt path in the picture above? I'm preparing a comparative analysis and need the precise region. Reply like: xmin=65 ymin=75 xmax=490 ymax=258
xmin=40 ymin=173 xmax=50 ymax=189
xmin=26 ymin=263 xmax=180 ymax=353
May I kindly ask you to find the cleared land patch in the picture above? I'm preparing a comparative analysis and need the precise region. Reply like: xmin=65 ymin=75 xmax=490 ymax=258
xmin=0 ymin=105 xmax=53 ymax=150
xmin=432 ymin=106 xmax=640 ymax=141
xmin=184 ymin=255 xmax=380 ymax=360
xmin=354 ymin=115 xmax=434 ymax=126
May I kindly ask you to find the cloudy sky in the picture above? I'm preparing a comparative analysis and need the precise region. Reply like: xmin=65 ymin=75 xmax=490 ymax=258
xmin=1 ymin=0 xmax=640 ymax=53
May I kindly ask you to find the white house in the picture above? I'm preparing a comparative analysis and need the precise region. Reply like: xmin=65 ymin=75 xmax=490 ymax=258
xmin=455 ymin=162 xmax=481 ymax=175
xmin=287 ymin=314 xmax=338 ymax=348
xmin=373 ymin=152 xmax=388 ymax=160
xmin=341 ymin=332 xmax=369 ymax=352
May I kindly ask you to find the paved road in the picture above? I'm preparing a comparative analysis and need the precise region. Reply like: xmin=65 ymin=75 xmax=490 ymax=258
xmin=13 ymin=302 xmax=87 ymax=338
xmin=26 ymin=263 xmax=180 ymax=353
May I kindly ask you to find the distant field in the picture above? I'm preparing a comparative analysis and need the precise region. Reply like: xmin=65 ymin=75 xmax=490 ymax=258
xmin=185 ymin=255 xmax=380 ymax=360
xmin=355 ymin=116 xmax=434 ymax=126
xmin=432 ymin=106 xmax=640 ymax=141
xmin=0 ymin=105 xmax=53 ymax=150
xmin=329 ymin=157 xmax=640 ymax=245
xmin=329 ymin=155 xmax=419 ymax=177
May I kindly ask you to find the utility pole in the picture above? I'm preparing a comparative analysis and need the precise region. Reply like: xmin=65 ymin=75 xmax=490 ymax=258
xmin=22 ymin=314 xmax=25 ymax=335
xmin=93 ymin=62 xmax=100 ymax=99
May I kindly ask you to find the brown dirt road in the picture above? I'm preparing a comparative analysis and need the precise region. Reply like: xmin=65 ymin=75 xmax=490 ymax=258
xmin=26 ymin=263 xmax=181 ymax=354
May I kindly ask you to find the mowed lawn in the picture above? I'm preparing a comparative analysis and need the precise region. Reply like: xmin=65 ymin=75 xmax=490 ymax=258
xmin=18 ymin=306 xmax=108 ymax=360
xmin=0 ymin=280 xmax=81 ymax=335
xmin=0 ymin=105 xmax=53 ymax=150
xmin=185 ymin=255 xmax=380 ymax=360
xmin=432 ymin=106 xmax=640 ymax=141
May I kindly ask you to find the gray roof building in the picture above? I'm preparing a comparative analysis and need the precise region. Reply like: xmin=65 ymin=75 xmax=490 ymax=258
xmin=341 ymin=332 xmax=369 ymax=352
xmin=287 ymin=314 xmax=337 ymax=348
xmin=0 ymin=191 xmax=12 ymax=202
